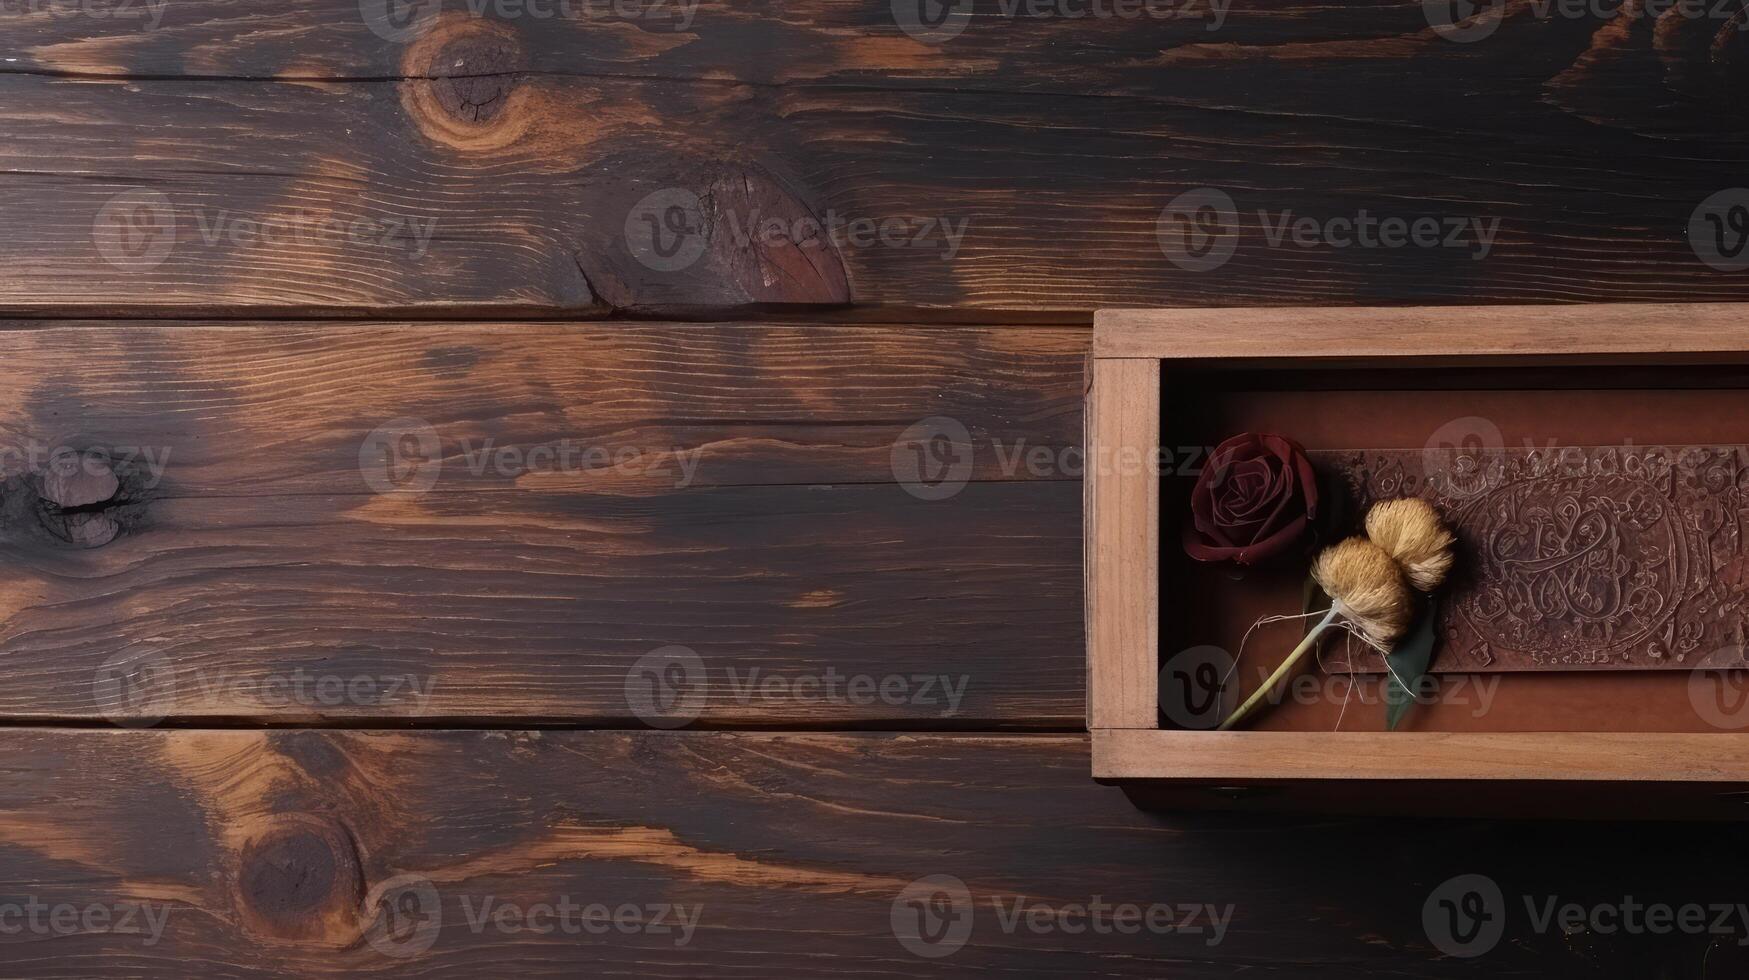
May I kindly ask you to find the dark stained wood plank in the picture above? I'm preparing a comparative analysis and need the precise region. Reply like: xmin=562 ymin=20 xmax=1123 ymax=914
xmin=0 ymin=729 xmax=1742 ymax=978
xmin=0 ymin=321 xmax=1086 ymax=495
xmin=10 ymin=0 xmax=1746 ymax=127
xmin=2 ymin=7 xmax=1748 ymax=314
xmin=0 ymin=481 xmax=1082 ymax=725
xmin=0 ymin=321 xmax=1085 ymax=725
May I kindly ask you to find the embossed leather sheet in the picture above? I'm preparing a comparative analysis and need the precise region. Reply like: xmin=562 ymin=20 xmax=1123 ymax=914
xmin=1160 ymin=377 xmax=1749 ymax=731
xmin=1324 ymin=444 xmax=1749 ymax=673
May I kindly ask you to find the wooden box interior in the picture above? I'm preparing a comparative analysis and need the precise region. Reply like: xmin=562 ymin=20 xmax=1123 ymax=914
xmin=1161 ymin=363 xmax=1749 ymax=735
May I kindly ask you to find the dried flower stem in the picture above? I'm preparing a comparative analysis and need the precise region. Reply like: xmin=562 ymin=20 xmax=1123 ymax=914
xmin=1217 ymin=604 xmax=1340 ymax=731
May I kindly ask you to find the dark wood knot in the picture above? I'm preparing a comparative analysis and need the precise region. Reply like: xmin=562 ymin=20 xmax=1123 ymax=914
xmin=234 ymin=814 xmax=366 ymax=946
xmin=35 ymin=450 xmax=124 ymax=548
xmin=430 ymin=34 xmax=521 ymax=125
xmin=400 ymin=17 xmax=530 ymax=150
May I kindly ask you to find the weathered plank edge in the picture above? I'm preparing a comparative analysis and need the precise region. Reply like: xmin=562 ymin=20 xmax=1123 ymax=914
xmin=1094 ymin=303 xmax=1749 ymax=360
xmin=1085 ymin=358 xmax=1157 ymax=730
xmin=1095 ymin=729 xmax=1749 ymax=782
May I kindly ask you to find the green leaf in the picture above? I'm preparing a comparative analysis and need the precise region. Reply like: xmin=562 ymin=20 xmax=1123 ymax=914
xmin=1383 ymin=602 xmax=1438 ymax=731
xmin=1301 ymin=574 xmax=1333 ymax=637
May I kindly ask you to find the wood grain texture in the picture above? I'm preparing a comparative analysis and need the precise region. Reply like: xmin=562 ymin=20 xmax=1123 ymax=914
xmin=0 ymin=321 xmax=1085 ymax=725
xmin=1085 ymin=358 xmax=1158 ymax=729
xmin=1 ymin=729 xmax=1745 ymax=978
xmin=1097 ymin=730 xmax=1749 ymax=782
xmin=5 ymin=6 xmax=1749 ymax=314
xmin=0 ymin=321 xmax=1085 ymax=494
xmin=1096 ymin=302 xmax=1749 ymax=360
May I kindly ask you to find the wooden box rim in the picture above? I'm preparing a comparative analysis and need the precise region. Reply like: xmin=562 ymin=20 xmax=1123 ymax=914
xmin=1087 ymin=302 xmax=1749 ymax=784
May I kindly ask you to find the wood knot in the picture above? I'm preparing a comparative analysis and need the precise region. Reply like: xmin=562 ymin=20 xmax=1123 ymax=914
xmin=400 ymin=17 xmax=531 ymax=151
xmin=430 ymin=35 xmax=520 ymax=124
xmin=34 ymin=449 xmax=126 ymax=548
xmin=234 ymin=814 xmax=365 ymax=946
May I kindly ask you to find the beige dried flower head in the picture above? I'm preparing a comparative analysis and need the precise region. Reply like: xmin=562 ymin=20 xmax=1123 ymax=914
xmin=1311 ymin=536 xmax=1415 ymax=648
xmin=1364 ymin=497 xmax=1457 ymax=593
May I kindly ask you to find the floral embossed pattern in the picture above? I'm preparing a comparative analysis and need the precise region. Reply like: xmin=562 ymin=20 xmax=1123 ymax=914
xmin=1324 ymin=446 xmax=1749 ymax=672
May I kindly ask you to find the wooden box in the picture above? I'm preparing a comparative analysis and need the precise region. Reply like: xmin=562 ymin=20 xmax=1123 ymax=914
xmin=1087 ymin=303 xmax=1749 ymax=819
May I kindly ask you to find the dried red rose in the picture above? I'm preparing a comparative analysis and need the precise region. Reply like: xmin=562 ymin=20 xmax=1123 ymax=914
xmin=1185 ymin=433 xmax=1319 ymax=565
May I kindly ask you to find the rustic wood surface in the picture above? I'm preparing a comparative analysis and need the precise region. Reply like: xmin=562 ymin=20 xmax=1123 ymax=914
xmin=5 ymin=2 xmax=1749 ymax=976
xmin=3 ymin=2 xmax=1749 ymax=314
xmin=0 ymin=321 xmax=1082 ymax=726
xmin=1 ymin=729 xmax=1745 ymax=978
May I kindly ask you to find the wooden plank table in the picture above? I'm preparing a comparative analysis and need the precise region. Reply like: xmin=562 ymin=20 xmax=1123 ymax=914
xmin=0 ymin=3 xmax=1746 ymax=976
